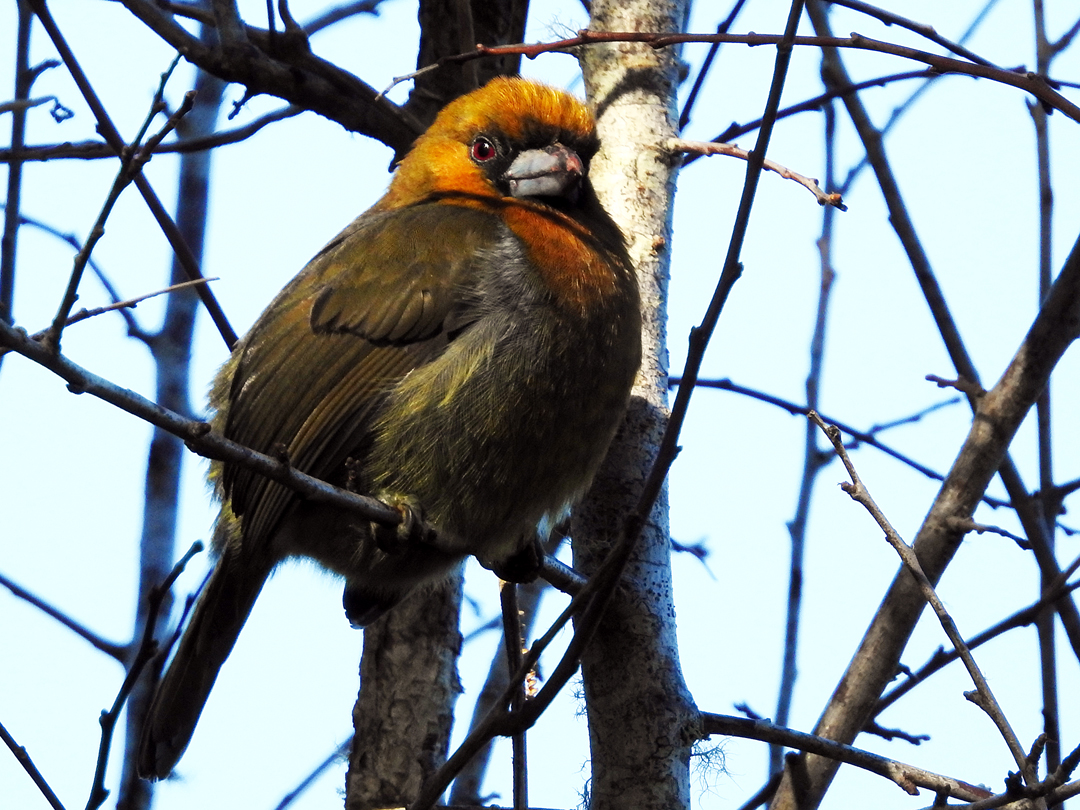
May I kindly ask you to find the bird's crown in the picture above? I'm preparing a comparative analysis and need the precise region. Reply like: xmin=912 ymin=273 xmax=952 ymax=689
xmin=379 ymin=77 xmax=599 ymax=209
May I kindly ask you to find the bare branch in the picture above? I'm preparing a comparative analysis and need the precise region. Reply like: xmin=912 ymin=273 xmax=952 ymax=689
xmin=773 ymin=110 xmax=840 ymax=775
xmin=703 ymin=712 xmax=992 ymax=801
xmin=698 ymin=69 xmax=933 ymax=156
xmin=0 ymin=96 xmax=54 ymax=115
xmin=29 ymin=0 xmax=238 ymax=347
xmin=0 ymin=570 xmax=127 ymax=660
xmin=767 ymin=205 xmax=1080 ymax=808
xmin=673 ymin=378 xmax=1000 ymax=506
xmin=678 ymin=0 xmax=749 ymax=130
xmin=435 ymin=30 xmax=1080 ymax=122
xmin=1049 ymin=13 xmax=1080 ymax=54
xmin=114 ymin=0 xmax=423 ymax=154
xmin=1 ymin=0 xmax=35 ymax=336
xmin=2 ymin=105 xmax=303 ymax=163
xmin=0 ymin=319 xmax=405 ymax=530
xmin=823 ymin=0 xmax=999 ymax=67
xmin=302 ymin=0 xmax=384 ymax=35
xmin=0 ymin=720 xmax=67 ymax=810
xmin=537 ymin=554 xmax=585 ymax=595
xmin=273 ymin=739 xmax=350 ymax=810
xmin=46 ymin=82 xmax=194 ymax=350
xmin=946 ymin=516 xmax=1029 ymax=546
xmin=669 ymin=138 xmax=847 ymax=209
xmin=810 ymin=411 xmax=1038 ymax=787
xmin=500 ymin=583 xmax=528 ymax=809
xmin=85 ymin=542 xmax=203 ymax=810
xmin=875 ymin=562 xmax=1080 ymax=714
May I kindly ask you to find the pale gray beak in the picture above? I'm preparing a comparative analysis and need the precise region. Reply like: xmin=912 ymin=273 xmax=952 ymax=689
xmin=504 ymin=144 xmax=584 ymax=202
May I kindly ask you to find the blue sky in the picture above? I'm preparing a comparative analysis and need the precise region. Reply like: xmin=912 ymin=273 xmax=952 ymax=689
xmin=2 ymin=1 xmax=1079 ymax=808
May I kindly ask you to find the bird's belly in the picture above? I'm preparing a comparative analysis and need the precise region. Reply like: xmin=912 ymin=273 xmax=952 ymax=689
xmin=365 ymin=308 xmax=637 ymax=565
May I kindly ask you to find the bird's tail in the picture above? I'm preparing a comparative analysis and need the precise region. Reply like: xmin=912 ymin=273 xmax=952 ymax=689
xmin=137 ymin=551 xmax=273 ymax=779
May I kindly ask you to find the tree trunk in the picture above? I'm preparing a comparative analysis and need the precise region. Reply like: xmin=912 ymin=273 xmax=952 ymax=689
xmin=575 ymin=1 xmax=701 ymax=808
xmin=346 ymin=580 xmax=463 ymax=809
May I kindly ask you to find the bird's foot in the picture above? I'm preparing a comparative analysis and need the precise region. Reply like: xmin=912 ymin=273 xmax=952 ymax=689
xmin=488 ymin=534 xmax=545 ymax=584
xmin=372 ymin=492 xmax=436 ymax=555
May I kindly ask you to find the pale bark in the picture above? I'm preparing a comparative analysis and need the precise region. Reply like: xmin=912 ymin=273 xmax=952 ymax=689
xmin=575 ymin=2 xmax=701 ymax=808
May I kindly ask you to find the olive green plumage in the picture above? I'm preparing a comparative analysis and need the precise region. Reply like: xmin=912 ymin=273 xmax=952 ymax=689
xmin=138 ymin=76 xmax=641 ymax=780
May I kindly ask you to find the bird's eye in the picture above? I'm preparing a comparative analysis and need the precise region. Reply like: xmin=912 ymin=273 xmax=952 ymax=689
xmin=470 ymin=136 xmax=497 ymax=163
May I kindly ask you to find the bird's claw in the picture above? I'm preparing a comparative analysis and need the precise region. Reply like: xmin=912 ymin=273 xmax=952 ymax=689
xmin=372 ymin=494 xmax=435 ymax=554
xmin=488 ymin=534 xmax=545 ymax=583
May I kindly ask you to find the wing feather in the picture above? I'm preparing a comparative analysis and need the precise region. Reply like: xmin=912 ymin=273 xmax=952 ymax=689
xmin=220 ymin=203 xmax=507 ymax=549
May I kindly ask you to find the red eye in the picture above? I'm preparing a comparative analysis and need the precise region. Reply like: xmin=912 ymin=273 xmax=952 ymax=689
xmin=471 ymin=137 xmax=496 ymax=162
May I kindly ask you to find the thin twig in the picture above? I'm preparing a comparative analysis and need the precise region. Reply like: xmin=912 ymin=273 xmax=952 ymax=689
xmin=450 ymin=564 xmax=553 ymax=804
xmin=302 ymin=0 xmax=384 ymax=35
xmin=669 ymin=138 xmax=847 ymax=209
xmin=1 ymin=106 xmax=304 ymax=162
xmin=735 ymin=772 xmax=783 ymax=810
xmin=1049 ymin=13 xmax=1080 ymax=55
xmin=29 ymin=0 xmax=239 ymax=347
xmin=1 ymin=0 xmax=35 ymax=336
xmin=866 ymin=396 xmax=962 ymax=434
xmin=0 ymin=96 xmax=56 ymax=115
xmin=823 ymin=0 xmax=999 ymax=67
xmin=0 ymin=720 xmax=68 ymax=810
xmin=809 ymin=410 xmax=1041 ymax=792
xmin=1030 ymin=0 xmax=1063 ymax=794
xmin=808 ymin=0 xmax=1080 ymax=672
xmin=703 ymin=712 xmax=992 ymax=801
xmin=273 ymin=738 xmax=350 ymax=810
xmin=46 ymin=65 xmax=190 ymax=350
xmin=876 ymin=567 xmax=1080 ymax=715
xmin=773 ymin=99 xmax=839 ymax=776
xmin=0 ymin=278 xmax=219 ymax=360
xmin=1052 ymin=477 xmax=1080 ymax=500
xmin=839 ymin=0 xmax=1004 ymax=192
xmin=85 ymin=541 xmax=203 ymax=810
xmin=0 ymin=570 xmax=127 ymax=660
xmin=433 ymin=29 xmax=1080 ymax=122
xmin=0 ymin=319 xmax=406 ymax=531
xmin=0 ymin=209 xmax=145 ymax=337
xmin=49 ymin=278 xmax=214 ymax=333
xmin=678 ymin=0 xmax=748 ymax=130
xmin=671 ymin=378 xmax=994 ymax=505
xmin=939 ymin=749 xmax=1080 ymax=810
xmin=500 ymin=583 xmax=528 ymax=810
xmin=946 ymin=516 xmax=1028 ymax=546
xmin=698 ymin=69 xmax=932 ymax=158
xmin=864 ymin=721 xmax=929 ymax=745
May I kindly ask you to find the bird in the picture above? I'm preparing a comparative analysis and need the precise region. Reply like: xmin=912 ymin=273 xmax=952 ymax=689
xmin=137 ymin=76 xmax=641 ymax=779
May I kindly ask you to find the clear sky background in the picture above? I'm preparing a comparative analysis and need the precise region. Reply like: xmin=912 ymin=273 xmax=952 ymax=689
xmin=2 ymin=1 xmax=1079 ymax=808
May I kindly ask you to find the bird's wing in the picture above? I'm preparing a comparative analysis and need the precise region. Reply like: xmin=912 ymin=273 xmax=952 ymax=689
xmin=220 ymin=202 xmax=507 ymax=548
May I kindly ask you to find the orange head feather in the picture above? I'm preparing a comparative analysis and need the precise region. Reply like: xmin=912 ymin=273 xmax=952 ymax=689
xmin=377 ymin=77 xmax=599 ymax=210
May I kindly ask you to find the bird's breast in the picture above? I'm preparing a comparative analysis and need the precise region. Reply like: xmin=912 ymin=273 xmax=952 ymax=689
xmin=365 ymin=225 xmax=640 ymax=564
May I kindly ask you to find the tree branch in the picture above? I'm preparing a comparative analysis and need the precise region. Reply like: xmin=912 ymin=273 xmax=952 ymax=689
xmin=28 ymin=0 xmax=238 ymax=347
xmin=704 ymin=712 xmax=992 ymax=802
xmin=810 ymin=411 xmax=1038 ymax=787
xmin=0 ymin=320 xmax=404 ymax=529
xmin=0 ymin=570 xmax=127 ymax=660
xmin=115 ymin=0 xmax=423 ymax=156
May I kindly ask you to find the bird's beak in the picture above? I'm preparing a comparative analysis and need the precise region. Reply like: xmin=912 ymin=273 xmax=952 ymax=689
xmin=504 ymin=144 xmax=583 ymax=202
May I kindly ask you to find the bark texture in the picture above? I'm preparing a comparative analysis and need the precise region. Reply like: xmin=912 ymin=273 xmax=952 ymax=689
xmin=346 ymin=579 xmax=463 ymax=809
xmin=575 ymin=1 xmax=701 ymax=808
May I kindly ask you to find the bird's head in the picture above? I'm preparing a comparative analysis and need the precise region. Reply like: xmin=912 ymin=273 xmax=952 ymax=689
xmin=378 ymin=77 xmax=600 ymax=212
